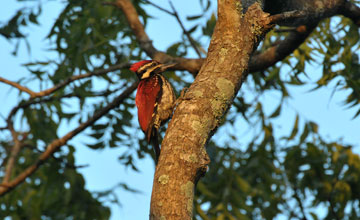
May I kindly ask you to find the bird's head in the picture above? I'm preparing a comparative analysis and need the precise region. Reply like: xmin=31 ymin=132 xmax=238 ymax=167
xmin=130 ymin=60 xmax=176 ymax=80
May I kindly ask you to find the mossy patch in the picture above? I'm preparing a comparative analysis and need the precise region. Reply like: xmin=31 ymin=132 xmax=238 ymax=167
xmin=235 ymin=1 xmax=244 ymax=16
xmin=191 ymin=120 xmax=203 ymax=132
xmin=216 ymin=78 xmax=234 ymax=99
xmin=181 ymin=181 xmax=194 ymax=216
xmin=180 ymin=153 xmax=198 ymax=163
xmin=219 ymin=48 xmax=228 ymax=63
xmin=211 ymin=78 xmax=235 ymax=119
xmin=192 ymin=90 xmax=203 ymax=98
xmin=158 ymin=175 xmax=169 ymax=185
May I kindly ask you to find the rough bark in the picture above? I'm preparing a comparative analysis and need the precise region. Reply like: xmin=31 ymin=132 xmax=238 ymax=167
xmin=265 ymin=0 xmax=345 ymax=26
xmin=149 ymin=1 xmax=272 ymax=219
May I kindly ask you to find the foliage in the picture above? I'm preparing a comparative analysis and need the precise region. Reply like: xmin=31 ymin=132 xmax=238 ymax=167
xmin=0 ymin=0 xmax=360 ymax=219
xmin=0 ymin=145 xmax=111 ymax=219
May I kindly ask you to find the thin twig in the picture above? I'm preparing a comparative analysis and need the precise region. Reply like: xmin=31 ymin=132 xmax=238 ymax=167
xmin=2 ymin=130 xmax=22 ymax=184
xmin=109 ymin=0 xmax=204 ymax=74
xmin=168 ymin=0 xmax=202 ymax=58
xmin=51 ymin=155 xmax=90 ymax=169
xmin=3 ymin=85 xmax=127 ymax=131
xmin=0 ymin=77 xmax=37 ymax=97
xmin=2 ymin=105 xmax=28 ymax=184
xmin=0 ymin=63 xmax=129 ymax=99
xmin=143 ymin=0 xmax=202 ymax=58
xmin=248 ymin=23 xmax=317 ymax=73
xmin=143 ymin=0 xmax=173 ymax=15
xmin=0 ymin=82 xmax=138 ymax=196
xmin=102 ymin=2 xmax=116 ymax=7
xmin=109 ymin=0 xmax=354 ymax=75
xmin=293 ymin=189 xmax=308 ymax=220
xmin=33 ymin=62 xmax=129 ymax=98
xmin=275 ymin=27 xmax=297 ymax=33
xmin=1 ymin=83 xmax=128 ymax=179
xmin=3 ymin=93 xmax=78 ymax=134
xmin=23 ymin=144 xmax=90 ymax=170
xmin=270 ymin=10 xmax=308 ymax=24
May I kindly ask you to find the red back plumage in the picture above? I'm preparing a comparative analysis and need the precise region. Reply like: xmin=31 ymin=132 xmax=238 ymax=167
xmin=130 ymin=60 xmax=152 ymax=72
xmin=135 ymin=75 xmax=161 ymax=137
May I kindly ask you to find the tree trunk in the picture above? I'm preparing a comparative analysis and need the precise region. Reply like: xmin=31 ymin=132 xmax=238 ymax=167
xmin=150 ymin=1 xmax=272 ymax=219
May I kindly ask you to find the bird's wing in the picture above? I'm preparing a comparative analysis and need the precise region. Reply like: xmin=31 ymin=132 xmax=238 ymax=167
xmin=135 ymin=75 xmax=162 ymax=140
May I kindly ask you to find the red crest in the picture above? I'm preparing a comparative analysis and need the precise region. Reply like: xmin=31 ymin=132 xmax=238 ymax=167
xmin=130 ymin=60 xmax=152 ymax=72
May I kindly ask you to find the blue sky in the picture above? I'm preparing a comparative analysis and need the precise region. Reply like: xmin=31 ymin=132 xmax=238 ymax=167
xmin=1 ymin=1 xmax=360 ymax=219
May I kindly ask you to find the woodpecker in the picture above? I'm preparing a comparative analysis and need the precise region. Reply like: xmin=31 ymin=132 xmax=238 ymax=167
xmin=130 ymin=60 xmax=176 ymax=163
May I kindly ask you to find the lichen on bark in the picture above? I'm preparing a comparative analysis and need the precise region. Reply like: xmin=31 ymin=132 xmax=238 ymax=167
xmin=181 ymin=181 xmax=195 ymax=216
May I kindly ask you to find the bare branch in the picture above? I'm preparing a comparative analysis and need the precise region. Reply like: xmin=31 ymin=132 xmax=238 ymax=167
xmin=270 ymin=10 xmax=309 ymax=25
xmin=110 ymin=0 xmax=317 ymax=76
xmin=2 ymin=131 xmax=22 ymax=184
xmin=2 ymin=111 xmax=30 ymax=185
xmin=114 ymin=0 xmax=158 ymax=57
xmin=0 ymin=77 xmax=37 ymax=97
xmin=175 ymin=23 xmax=316 ymax=75
xmin=51 ymin=154 xmax=89 ymax=170
xmin=3 ymin=84 xmax=127 ymax=137
xmin=143 ymin=0 xmax=203 ymax=57
xmin=143 ymin=0 xmax=173 ymax=15
xmin=339 ymin=1 xmax=360 ymax=27
xmin=168 ymin=1 xmax=202 ymax=58
xmin=0 ymin=63 xmax=129 ymax=99
xmin=274 ymin=27 xmax=297 ymax=32
xmin=109 ymin=0 xmax=356 ymax=76
xmin=0 ymin=82 xmax=138 ymax=196
xmin=109 ymin=0 xmax=203 ymax=74
xmin=293 ymin=188 xmax=308 ymax=220
xmin=22 ymin=143 xmax=90 ymax=170
xmin=0 ymin=68 xmax=129 ymax=188
xmin=33 ymin=62 xmax=129 ymax=98
xmin=248 ymin=23 xmax=317 ymax=73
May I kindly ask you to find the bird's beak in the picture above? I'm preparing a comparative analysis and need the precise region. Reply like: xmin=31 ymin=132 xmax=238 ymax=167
xmin=159 ymin=63 xmax=177 ymax=72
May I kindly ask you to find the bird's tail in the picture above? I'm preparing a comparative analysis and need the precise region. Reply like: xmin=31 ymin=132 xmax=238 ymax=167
xmin=150 ymin=128 xmax=160 ymax=165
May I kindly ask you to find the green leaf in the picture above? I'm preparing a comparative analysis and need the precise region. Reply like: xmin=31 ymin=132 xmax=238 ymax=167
xmin=288 ymin=115 xmax=299 ymax=140
xmin=186 ymin=15 xmax=203 ymax=20
xmin=202 ymin=13 xmax=216 ymax=37
xmin=269 ymin=103 xmax=281 ymax=118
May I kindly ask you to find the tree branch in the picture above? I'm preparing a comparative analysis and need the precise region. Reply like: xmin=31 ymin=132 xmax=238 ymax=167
xmin=111 ymin=0 xmax=355 ymax=78
xmin=168 ymin=0 xmax=203 ymax=58
xmin=110 ymin=0 xmax=203 ymax=74
xmin=2 ymin=130 xmax=22 ymax=184
xmin=339 ymin=1 xmax=360 ymax=27
xmin=110 ymin=0 xmax=318 ymax=76
xmin=143 ymin=0 xmax=203 ymax=58
xmin=293 ymin=188 xmax=308 ymax=220
xmin=23 ymin=143 xmax=90 ymax=170
xmin=248 ymin=23 xmax=317 ymax=73
xmin=270 ymin=10 xmax=309 ymax=25
xmin=0 ymin=63 xmax=128 ymax=99
xmin=0 ymin=82 xmax=138 ymax=196
xmin=142 ymin=0 xmax=174 ymax=19
xmin=150 ymin=1 xmax=273 ymax=219
xmin=31 ymin=63 xmax=129 ymax=98
xmin=2 ymin=106 xmax=29 ymax=185
xmin=0 ymin=77 xmax=37 ymax=97
xmin=115 ymin=0 xmax=158 ymax=57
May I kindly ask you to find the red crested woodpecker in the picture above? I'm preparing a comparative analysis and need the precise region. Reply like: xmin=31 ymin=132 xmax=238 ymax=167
xmin=130 ymin=60 xmax=176 ymax=163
